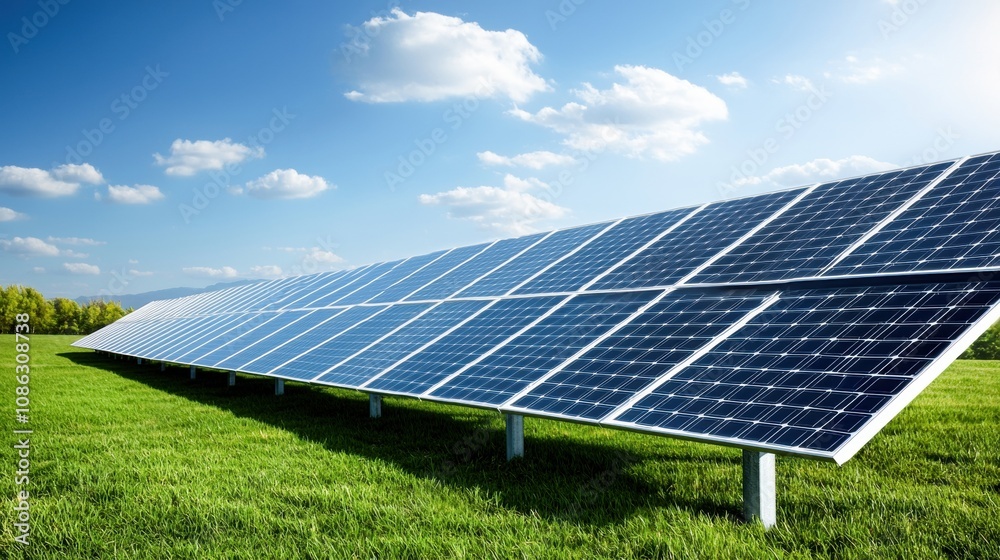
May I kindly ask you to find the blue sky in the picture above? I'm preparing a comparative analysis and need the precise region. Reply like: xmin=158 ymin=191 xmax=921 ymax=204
xmin=2 ymin=0 xmax=999 ymax=299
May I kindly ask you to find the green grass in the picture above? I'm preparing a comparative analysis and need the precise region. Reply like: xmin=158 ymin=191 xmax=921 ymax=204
xmin=1 ymin=335 xmax=999 ymax=559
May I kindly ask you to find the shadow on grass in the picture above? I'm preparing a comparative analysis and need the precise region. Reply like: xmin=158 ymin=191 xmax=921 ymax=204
xmin=62 ymin=350 xmax=743 ymax=526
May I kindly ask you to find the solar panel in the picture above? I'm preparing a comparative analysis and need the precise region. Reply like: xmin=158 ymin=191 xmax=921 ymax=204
xmin=690 ymin=162 xmax=956 ymax=284
xmin=404 ymin=234 xmax=546 ymax=301
xmin=364 ymin=295 xmax=566 ymax=395
xmin=73 ymin=150 xmax=1000 ymax=475
xmin=428 ymin=291 xmax=660 ymax=406
xmin=828 ymin=153 xmax=1000 ymax=276
xmin=605 ymin=281 xmax=1000 ymax=462
xmin=316 ymin=299 xmax=491 ymax=386
xmin=505 ymin=289 xmax=774 ymax=421
xmin=271 ymin=303 xmax=432 ymax=381
xmin=591 ymin=188 xmax=807 ymax=290
xmin=454 ymin=222 xmax=611 ymax=297
xmin=512 ymin=208 xmax=692 ymax=295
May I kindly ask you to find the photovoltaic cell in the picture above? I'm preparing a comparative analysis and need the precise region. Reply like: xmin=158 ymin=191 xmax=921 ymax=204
xmin=198 ymin=310 xmax=316 ymax=368
xmin=512 ymin=208 xmax=692 ymax=295
xmin=609 ymin=281 xmax=1000 ymax=460
xmin=272 ymin=303 xmax=432 ymax=382
xmin=404 ymin=234 xmax=545 ymax=301
xmin=455 ymin=222 xmax=610 ymax=298
xmin=829 ymin=153 xmax=1000 ymax=275
xmin=508 ymin=290 xmax=772 ymax=421
xmin=296 ymin=260 xmax=401 ymax=308
xmin=317 ymin=299 xmax=490 ymax=387
xmin=335 ymin=253 xmax=447 ymax=306
xmin=365 ymin=295 xmax=566 ymax=395
xmin=591 ymin=189 xmax=805 ymax=290
xmin=429 ymin=290 xmax=660 ymax=406
xmin=691 ymin=162 xmax=955 ymax=284
xmin=239 ymin=306 xmax=386 ymax=376
xmin=216 ymin=309 xmax=349 ymax=371
xmin=366 ymin=244 xmax=489 ymax=304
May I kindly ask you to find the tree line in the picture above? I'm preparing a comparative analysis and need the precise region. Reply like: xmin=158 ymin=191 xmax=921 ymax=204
xmin=0 ymin=285 xmax=132 ymax=335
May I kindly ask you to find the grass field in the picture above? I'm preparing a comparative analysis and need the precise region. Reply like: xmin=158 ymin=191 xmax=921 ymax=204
xmin=1 ymin=335 xmax=999 ymax=559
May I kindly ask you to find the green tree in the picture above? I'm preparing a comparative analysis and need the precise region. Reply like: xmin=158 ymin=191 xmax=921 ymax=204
xmin=51 ymin=298 xmax=82 ymax=334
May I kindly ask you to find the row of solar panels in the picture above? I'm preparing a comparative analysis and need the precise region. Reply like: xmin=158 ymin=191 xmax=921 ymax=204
xmin=74 ymin=150 xmax=1000 ymax=465
xmin=115 ymin=152 xmax=1000 ymax=325
xmin=76 ymin=278 xmax=1000 ymax=464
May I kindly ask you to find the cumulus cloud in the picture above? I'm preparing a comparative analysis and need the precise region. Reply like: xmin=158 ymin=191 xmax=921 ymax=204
xmin=98 ymin=184 xmax=166 ymax=205
xmin=509 ymin=65 xmax=728 ymax=162
xmin=419 ymin=174 xmax=568 ymax=235
xmin=63 ymin=262 xmax=101 ymax=275
xmin=343 ymin=9 xmax=548 ymax=103
xmin=234 ymin=169 xmax=331 ymax=199
xmin=477 ymin=150 xmax=575 ymax=169
xmin=303 ymin=248 xmax=345 ymax=267
xmin=716 ymin=72 xmax=748 ymax=89
xmin=725 ymin=155 xmax=898 ymax=190
xmin=128 ymin=269 xmax=154 ymax=277
xmin=775 ymin=74 xmax=815 ymax=92
xmin=47 ymin=236 xmax=106 ymax=246
xmin=182 ymin=266 xmax=239 ymax=278
xmin=154 ymin=138 xmax=264 ymax=176
xmin=0 ymin=207 xmax=27 ymax=222
xmin=250 ymin=265 xmax=283 ymax=278
xmin=824 ymin=55 xmax=903 ymax=85
xmin=51 ymin=163 xmax=104 ymax=185
xmin=0 ymin=236 xmax=61 ymax=257
xmin=0 ymin=163 xmax=103 ymax=197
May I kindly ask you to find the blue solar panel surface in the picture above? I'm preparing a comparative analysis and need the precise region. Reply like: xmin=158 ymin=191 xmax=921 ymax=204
xmin=829 ymin=153 xmax=1000 ymax=276
xmin=691 ymin=162 xmax=955 ymax=284
xmin=429 ymin=291 xmax=660 ymax=406
xmin=71 ymin=150 xmax=1000 ymax=463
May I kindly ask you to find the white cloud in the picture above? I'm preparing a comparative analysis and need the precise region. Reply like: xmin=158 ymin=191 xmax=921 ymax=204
xmin=477 ymin=150 xmax=576 ymax=169
xmin=63 ymin=262 xmax=101 ymax=275
xmin=419 ymin=174 xmax=569 ymax=235
xmin=303 ymin=248 xmax=346 ymax=270
xmin=509 ymin=65 xmax=728 ymax=162
xmin=154 ymin=138 xmax=264 ymax=176
xmin=100 ymin=184 xmax=166 ymax=205
xmin=0 ymin=166 xmax=83 ymax=197
xmin=725 ymin=155 xmax=898 ymax=190
xmin=0 ymin=207 xmax=27 ymax=222
xmin=0 ymin=236 xmax=61 ymax=257
xmin=716 ymin=72 xmax=748 ymax=89
xmin=236 ymin=169 xmax=331 ymax=199
xmin=825 ymin=55 xmax=902 ymax=85
xmin=62 ymin=249 xmax=89 ymax=259
xmin=775 ymin=74 xmax=815 ymax=92
xmin=51 ymin=163 xmax=104 ymax=185
xmin=250 ymin=265 xmax=283 ymax=278
xmin=182 ymin=266 xmax=239 ymax=278
xmin=343 ymin=9 xmax=548 ymax=103
xmin=47 ymin=236 xmax=106 ymax=246
xmin=128 ymin=269 xmax=154 ymax=277
xmin=32 ymin=267 xmax=45 ymax=274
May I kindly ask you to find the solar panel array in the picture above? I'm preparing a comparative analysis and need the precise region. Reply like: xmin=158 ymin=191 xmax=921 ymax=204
xmin=75 ymin=151 xmax=1000 ymax=464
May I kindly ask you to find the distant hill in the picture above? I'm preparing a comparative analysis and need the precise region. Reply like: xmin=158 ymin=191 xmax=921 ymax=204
xmin=75 ymin=280 xmax=258 ymax=310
